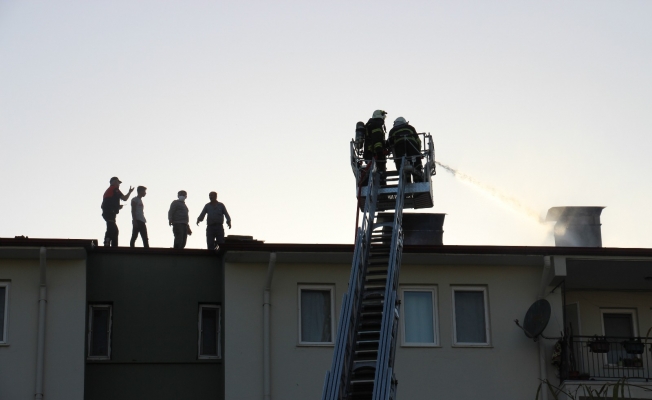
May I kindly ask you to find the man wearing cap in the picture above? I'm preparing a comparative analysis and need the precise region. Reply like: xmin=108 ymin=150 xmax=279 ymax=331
xmin=101 ymin=177 xmax=134 ymax=247
xmin=196 ymin=191 xmax=232 ymax=250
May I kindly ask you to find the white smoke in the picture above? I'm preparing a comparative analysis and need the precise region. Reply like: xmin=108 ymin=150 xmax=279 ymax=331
xmin=435 ymin=161 xmax=546 ymax=225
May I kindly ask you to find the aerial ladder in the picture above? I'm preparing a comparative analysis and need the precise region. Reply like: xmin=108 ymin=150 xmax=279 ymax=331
xmin=321 ymin=133 xmax=436 ymax=400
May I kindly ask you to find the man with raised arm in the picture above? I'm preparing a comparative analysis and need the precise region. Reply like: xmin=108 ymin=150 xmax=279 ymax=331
xmin=197 ymin=191 xmax=231 ymax=250
xmin=101 ymin=176 xmax=134 ymax=247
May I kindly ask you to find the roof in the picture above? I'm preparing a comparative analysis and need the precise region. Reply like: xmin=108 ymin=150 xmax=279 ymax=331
xmin=3 ymin=237 xmax=652 ymax=259
xmin=219 ymin=242 xmax=652 ymax=258
xmin=0 ymin=237 xmax=97 ymax=249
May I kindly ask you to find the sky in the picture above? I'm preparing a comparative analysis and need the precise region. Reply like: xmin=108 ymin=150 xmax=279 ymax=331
xmin=1 ymin=0 xmax=651 ymax=249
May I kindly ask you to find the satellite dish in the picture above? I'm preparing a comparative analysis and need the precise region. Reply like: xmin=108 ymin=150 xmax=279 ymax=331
xmin=522 ymin=299 xmax=551 ymax=339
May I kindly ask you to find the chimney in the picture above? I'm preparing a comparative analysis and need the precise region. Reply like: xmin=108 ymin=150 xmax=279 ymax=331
xmin=377 ymin=213 xmax=445 ymax=245
xmin=545 ymin=206 xmax=605 ymax=247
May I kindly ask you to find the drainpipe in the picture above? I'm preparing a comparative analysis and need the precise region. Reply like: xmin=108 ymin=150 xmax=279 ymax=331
xmin=263 ymin=252 xmax=277 ymax=400
xmin=537 ymin=256 xmax=551 ymax=400
xmin=35 ymin=247 xmax=47 ymax=400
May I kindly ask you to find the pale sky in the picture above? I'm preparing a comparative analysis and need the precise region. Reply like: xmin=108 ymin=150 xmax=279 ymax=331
xmin=1 ymin=1 xmax=651 ymax=249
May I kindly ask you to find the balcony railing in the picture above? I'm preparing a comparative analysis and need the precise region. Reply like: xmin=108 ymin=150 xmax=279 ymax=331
xmin=563 ymin=336 xmax=652 ymax=381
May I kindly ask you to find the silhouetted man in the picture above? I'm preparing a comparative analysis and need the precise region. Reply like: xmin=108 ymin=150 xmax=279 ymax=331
xmin=130 ymin=186 xmax=149 ymax=248
xmin=388 ymin=117 xmax=423 ymax=182
xmin=168 ymin=190 xmax=192 ymax=249
xmin=197 ymin=191 xmax=231 ymax=250
xmin=101 ymin=177 xmax=134 ymax=247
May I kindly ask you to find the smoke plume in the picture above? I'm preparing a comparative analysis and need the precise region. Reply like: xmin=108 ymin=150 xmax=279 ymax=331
xmin=435 ymin=161 xmax=546 ymax=224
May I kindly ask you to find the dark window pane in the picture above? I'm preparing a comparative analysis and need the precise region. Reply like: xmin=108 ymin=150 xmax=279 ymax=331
xmin=454 ymin=291 xmax=487 ymax=343
xmin=201 ymin=308 xmax=218 ymax=356
xmin=90 ymin=308 xmax=109 ymax=357
xmin=603 ymin=313 xmax=634 ymax=364
xmin=0 ymin=287 xmax=5 ymax=342
xmin=604 ymin=313 xmax=634 ymax=337
xmin=301 ymin=290 xmax=332 ymax=342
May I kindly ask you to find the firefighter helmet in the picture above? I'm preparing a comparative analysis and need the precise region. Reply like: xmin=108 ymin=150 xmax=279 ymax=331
xmin=372 ymin=110 xmax=387 ymax=120
xmin=393 ymin=117 xmax=408 ymax=127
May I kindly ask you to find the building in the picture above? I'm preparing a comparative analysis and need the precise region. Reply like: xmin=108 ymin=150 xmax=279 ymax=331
xmin=84 ymin=247 xmax=224 ymax=400
xmin=3 ymin=208 xmax=652 ymax=399
xmin=0 ymin=238 xmax=95 ymax=400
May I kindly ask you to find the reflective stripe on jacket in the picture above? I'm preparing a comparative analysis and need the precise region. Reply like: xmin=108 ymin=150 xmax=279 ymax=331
xmin=388 ymin=124 xmax=420 ymax=146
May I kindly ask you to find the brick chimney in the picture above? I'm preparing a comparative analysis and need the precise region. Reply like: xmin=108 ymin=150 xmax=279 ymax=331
xmin=545 ymin=207 xmax=605 ymax=247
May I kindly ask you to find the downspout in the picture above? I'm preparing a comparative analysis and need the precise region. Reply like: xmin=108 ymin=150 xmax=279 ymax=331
xmin=537 ymin=256 xmax=551 ymax=400
xmin=35 ymin=247 xmax=47 ymax=400
xmin=263 ymin=252 xmax=277 ymax=400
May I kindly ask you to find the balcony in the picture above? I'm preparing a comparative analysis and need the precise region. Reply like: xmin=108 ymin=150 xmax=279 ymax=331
xmin=563 ymin=336 xmax=652 ymax=381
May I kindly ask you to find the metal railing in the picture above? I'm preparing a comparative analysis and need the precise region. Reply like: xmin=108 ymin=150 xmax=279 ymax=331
xmin=322 ymin=160 xmax=378 ymax=400
xmin=563 ymin=336 xmax=652 ymax=381
xmin=350 ymin=133 xmax=436 ymax=182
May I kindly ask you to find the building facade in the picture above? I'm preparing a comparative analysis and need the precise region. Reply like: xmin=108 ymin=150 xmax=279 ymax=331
xmin=85 ymin=248 xmax=224 ymax=400
xmin=0 ymin=239 xmax=94 ymax=400
xmin=223 ymin=244 xmax=567 ymax=400
xmin=3 ymin=237 xmax=652 ymax=399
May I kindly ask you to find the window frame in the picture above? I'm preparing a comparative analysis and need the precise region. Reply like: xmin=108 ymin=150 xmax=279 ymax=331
xmin=87 ymin=303 xmax=113 ymax=360
xmin=297 ymin=284 xmax=335 ymax=346
xmin=0 ymin=282 xmax=9 ymax=345
xmin=600 ymin=308 xmax=638 ymax=337
xmin=198 ymin=304 xmax=222 ymax=359
xmin=600 ymin=308 xmax=639 ymax=366
xmin=451 ymin=286 xmax=491 ymax=347
xmin=400 ymin=286 xmax=439 ymax=347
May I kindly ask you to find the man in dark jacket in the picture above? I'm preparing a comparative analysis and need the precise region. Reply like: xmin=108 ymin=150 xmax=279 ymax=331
xmin=168 ymin=190 xmax=192 ymax=249
xmin=360 ymin=109 xmax=388 ymax=186
xmin=197 ymin=191 xmax=232 ymax=250
xmin=101 ymin=177 xmax=134 ymax=247
xmin=388 ymin=117 xmax=423 ymax=183
xmin=364 ymin=109 xmax=388 ymax=174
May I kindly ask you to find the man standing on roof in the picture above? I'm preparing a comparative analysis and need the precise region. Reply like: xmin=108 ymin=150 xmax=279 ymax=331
xmin=168 ymin=190 xmax=192 ymax=249
xmin=197 ymin=191 xmax=231 ymax=250
xmin=101 ymin=177 xmax=134 ymax=247
xmin=388 ymin=117 xmax=423 ymax=183
xmin=130 ymin=186 xmax=149 ymax=248
xmin=364 ymin=110 xmax=388 ymax=181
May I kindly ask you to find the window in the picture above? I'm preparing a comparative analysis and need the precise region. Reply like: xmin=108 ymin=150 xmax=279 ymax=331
xmin=452 ymin=286 xmax=490 ymax=346
xmin=0 ymin=282 xmax=8 ymax=344
xmin=87 ymin=304 xmax=112 ymax=360
xmin=601 ymin=309 xmax=638 ymax=365
xmin=198 ymin=305 xmax=221 ymax=359
xmin=298 ymin=285 xmax=334 ymax=345
xmin=400 ymin=287 xmax=438 ymax=346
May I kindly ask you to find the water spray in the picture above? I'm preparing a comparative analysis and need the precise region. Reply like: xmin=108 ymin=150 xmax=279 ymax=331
xmin=435 ymin=161 xmax=546 ymax=225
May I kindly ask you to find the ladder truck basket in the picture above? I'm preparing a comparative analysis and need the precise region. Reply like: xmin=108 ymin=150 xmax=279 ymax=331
xmin=350 ymin=133 xmax=436 ymax=212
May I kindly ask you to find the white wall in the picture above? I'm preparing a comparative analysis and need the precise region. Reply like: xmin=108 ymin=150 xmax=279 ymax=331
xmin=566 ymin=291 xmax=652 ymax=337
xmin=0 ymin=256 xmax=86 ymax=400
xmin=225 ymin=255 xmax=562 ymax=400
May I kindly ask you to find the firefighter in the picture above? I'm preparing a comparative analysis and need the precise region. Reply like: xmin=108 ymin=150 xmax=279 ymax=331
xmin=364 ymin=110 xmax=388 ymax=179
xmin=388 ymin=117 xmax=423 ymax=183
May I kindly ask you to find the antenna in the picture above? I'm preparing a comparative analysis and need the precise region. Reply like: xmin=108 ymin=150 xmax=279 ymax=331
xmin=514 ymin=299 xmax=553 ymax=341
